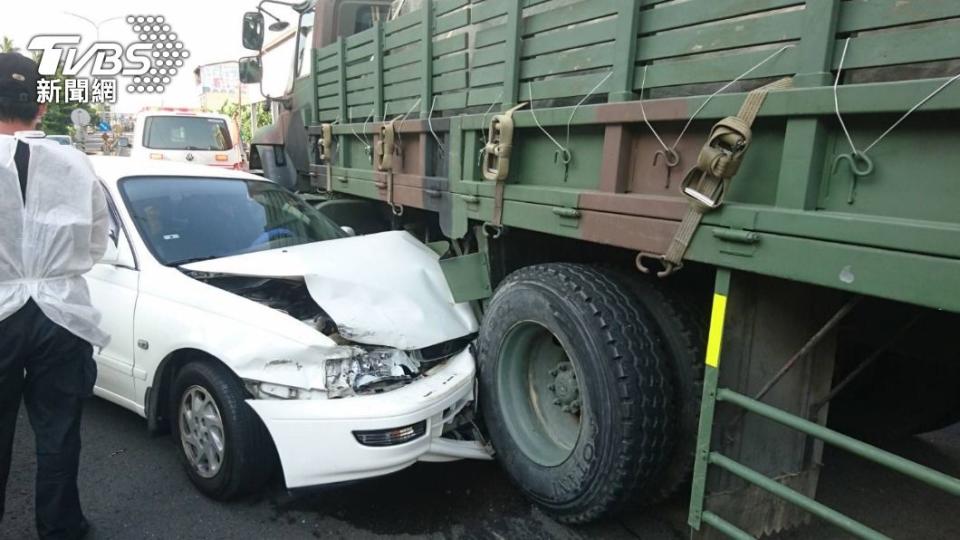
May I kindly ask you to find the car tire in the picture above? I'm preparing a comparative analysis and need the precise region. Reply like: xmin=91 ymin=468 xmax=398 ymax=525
xmin=171 ymin=360 xmax=275 ymax=500
xmin=478 ymin=264 xmax=675 ymax=524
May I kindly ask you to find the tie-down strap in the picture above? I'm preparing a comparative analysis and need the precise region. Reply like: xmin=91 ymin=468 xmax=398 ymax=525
xmin=644 ymin=77 xmax=793 ymax=277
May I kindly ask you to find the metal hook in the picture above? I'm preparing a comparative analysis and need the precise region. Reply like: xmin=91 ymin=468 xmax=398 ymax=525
xmin=653 ymin=148 xmax=681 ymax=188
xmin=653 ymin=148 xmax=680 ymax=168
xmin=554 ymin=148 xmax=572 ymax=166
xmin=636 ymin=252 xmax=682 ymax=278
xmin=482 ymin=223 xmax=504 ymax=239
xmin=392 ymin=203 xmax=405 ymax=217
xmin=832 ymin=151 xmax=874 ymax=204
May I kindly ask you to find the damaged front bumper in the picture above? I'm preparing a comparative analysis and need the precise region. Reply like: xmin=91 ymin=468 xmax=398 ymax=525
xmin=244 ymin=348 xmax=490 ymax=488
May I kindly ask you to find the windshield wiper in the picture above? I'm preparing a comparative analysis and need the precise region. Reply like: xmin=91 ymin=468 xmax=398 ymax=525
xmin=170 ymin=255 xmax=226 ymax=267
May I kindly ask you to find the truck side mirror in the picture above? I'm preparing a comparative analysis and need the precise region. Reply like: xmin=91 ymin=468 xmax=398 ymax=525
xmin=242 ymin=12 xmax=265 ymax=51
xmin=239 ymin=56 xmax=263 ymax=84
xmin=118 ymin=136 xmax=129 ymax=148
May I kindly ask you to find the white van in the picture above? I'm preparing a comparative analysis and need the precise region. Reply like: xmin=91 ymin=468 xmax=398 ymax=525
xmin=131 ymin=109 xmax=247 ymax=170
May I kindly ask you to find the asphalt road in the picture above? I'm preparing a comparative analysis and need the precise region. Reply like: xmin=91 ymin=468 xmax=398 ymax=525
xmin=2 ymin=398 xmax=958 ymax=540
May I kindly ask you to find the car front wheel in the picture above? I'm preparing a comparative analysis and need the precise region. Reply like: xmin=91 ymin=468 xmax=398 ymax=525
xmin=171 ymin=361 xmax=275 ymax=500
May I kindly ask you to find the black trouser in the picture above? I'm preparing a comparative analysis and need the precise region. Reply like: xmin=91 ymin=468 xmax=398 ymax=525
xmin=0 ymin=300 xmax=96 ymax=540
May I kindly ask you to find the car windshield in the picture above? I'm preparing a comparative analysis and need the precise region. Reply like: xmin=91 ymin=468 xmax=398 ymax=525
xmin=120 ymin=176 xmax=346 ymax=266
xmin=142 ymin=116 xmax=232 ymax=151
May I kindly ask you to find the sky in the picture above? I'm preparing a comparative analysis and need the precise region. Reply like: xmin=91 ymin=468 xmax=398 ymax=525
xmin=1 ymin=1 xmax=299 ymax=112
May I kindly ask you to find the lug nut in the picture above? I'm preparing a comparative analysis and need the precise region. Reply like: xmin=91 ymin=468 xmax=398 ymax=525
xmin=549 ymin=369 xmax=559 ymax=377
xmin=548 ymin=384 xmax=556 ymax=392
xmin=559 ymin=364 xmax=569 ymax=372
xmin=552 ymin=399 xmax=562 ymax=406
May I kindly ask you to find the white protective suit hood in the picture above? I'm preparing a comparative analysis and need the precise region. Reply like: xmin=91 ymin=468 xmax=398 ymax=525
xmin=182 ymin=231 xmax=478 ymax=350
xmin=0 ymin=134 xmax=111 ymax=347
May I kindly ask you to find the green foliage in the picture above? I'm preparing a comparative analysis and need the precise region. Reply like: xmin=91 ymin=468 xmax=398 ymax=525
xmin=1 ymin=36 xmax=18 ymax=53
xmin=219 ymin=101 xmax=272 ymax=146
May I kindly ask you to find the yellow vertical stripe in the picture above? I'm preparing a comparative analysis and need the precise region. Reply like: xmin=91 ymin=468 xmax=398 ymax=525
xmin=705 ymin=293 xmax=727 ymax=368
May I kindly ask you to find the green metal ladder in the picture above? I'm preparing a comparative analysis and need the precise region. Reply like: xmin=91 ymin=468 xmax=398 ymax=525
xmin=688 ymin=270 xmax=960 ymax=540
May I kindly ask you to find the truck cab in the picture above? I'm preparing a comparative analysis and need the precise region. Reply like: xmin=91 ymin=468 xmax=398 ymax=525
xmin=238 ymin=0 xmax=393 ymax=190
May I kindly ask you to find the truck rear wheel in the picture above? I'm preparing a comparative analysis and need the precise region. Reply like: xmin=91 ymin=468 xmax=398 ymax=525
xmin=478 ymin=264 xmax=674 ymax=524
xmin=614 ymin=274 xmax=708 ymax=503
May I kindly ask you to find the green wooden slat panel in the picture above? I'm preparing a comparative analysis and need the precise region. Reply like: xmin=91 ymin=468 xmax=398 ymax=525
xmin=436 ymin=92 xmax=468 ymax=110
xmin=346 ymin=43 xmax=376 ymax=62
xmin=435 ymin=34 xmax=469 ymax=57
xmin=637 ymin=10 xmax=803 ymax=61
xmin=520 ymin=42 xmax=614 ymax=80
xmin=476 ymin=25 xmax=507 ymax=48
xmin=316 ymin=55 xmax=340 ymax=72
xmin=436 ymin=8 xmax=471 ymax=34
xmin=384 ymin=61 xmax=423 ymax=84
xmin=346 ymin=89 xmax=375 ymax=106
xmin=634 ymin=45 xmax=800 ymax=89
xmin=383 ymin=97 xmax=421 ymax=117
xmin=317 ymin=81 xmax=339 ymax=98
xmin=434 ymin=71 xmax=468 ymax=92
xmin=838 ymin=0 xmax=960 ymax=33
xmin=316 ymin=71 xmax=339 ymax=85
xmin=470 ymin=63 xmax=505 ymax=87
xmin=434 ymin=51 xmax=468 ymax=75
xmin=346 ymin=61 xmax=374 ymax=78
xmin=518 ymin=72 xmax=612 ymax=101
xmin=384 ymin=79 xmax=422 ymax=100
xmin=472 ymin=0 xmax=509 ymax=24
xmin=436 ymin=0 xmax=470 ymax=17
xmin=522 ymin=19 xmax=616 ymax=59
xmin=316 ymin=45 xmax=338 ymax=61
xmin=345 ymin=29 xmax=375 ymax=47
xmin=384 ymin=48 xmax=420 ymax=69
xmin=346 ymin=76 xmax=374 ymax=92
xmin=384 ymin=24 xmax=422 ymax=49
xmin=318 ymin=95 xmax=342 ymax=109
xmin=834 ymin=18 xmax=960 ymax=68
xmin=639 ymin=0 xmax=802 ymax=34
xmin=318 ymin=110 xmax=338 ymax=121
xmin=384 ymin=10 xmax=420 ymax=34
xmin=523 ymin=0 xmax=619 ymax=37
xmin=473 ymin=44 xmax=506 ymax=68
xmin=468 ymin=86 xmax=505 ymax=107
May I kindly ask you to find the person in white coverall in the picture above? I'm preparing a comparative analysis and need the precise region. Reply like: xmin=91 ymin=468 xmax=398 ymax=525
xmin=0 ymin=52 xmax=110 ymax=540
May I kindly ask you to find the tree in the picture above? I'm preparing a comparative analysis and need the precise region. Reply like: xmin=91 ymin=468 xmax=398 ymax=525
xmin=1 ymin=36 xmax=18 ymax=53
xmin=219 ymin=101 xmax=272 ymax=146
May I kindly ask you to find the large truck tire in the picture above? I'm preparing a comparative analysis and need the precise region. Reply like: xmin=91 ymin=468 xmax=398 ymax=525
xmin=611 ymin=273 xmax=708 ymax=503
xmin=478 ymin=264 xmax=675 ymax=524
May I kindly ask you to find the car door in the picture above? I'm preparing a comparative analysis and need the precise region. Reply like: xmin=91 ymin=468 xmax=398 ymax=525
xmin=86 ymin=190 xmax=140 ymax=407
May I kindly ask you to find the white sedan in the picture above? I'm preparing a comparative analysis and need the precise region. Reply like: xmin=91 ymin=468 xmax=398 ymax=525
xmin=85 ymin=157 xmax=489 ymax=499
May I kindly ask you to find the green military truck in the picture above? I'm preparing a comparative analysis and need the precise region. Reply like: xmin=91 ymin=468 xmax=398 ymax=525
xmin=238 ymin=0 xmax=960 ymax=536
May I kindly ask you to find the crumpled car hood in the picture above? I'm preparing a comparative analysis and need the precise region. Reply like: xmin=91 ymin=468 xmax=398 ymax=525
xmin=182 ymin=231 xmax=478 ymax=350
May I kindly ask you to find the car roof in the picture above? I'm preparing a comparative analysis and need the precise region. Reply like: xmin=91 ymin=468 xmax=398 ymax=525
xmin=137 ymin=111 xmax=230 ymax=120
xmin=90 ymin=156 xmax=270 ymax=186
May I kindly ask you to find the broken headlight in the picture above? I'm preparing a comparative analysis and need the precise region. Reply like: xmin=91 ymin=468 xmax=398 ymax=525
xmin=325 ymin=348 xmax=421 ymax=399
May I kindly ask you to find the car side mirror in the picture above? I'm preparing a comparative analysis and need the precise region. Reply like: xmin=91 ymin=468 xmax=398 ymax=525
xmin=100 ymin=229 xmax=136 ymax=269
xmin=239 ymin=56 xmax=263 ymax=85
xmin=118 ymin=137 xmax=129 ymax=148
xmin=242 ymin=11 xmax=265 ymax=51
xmin=340 ymin=226 xmax=357 ymax=237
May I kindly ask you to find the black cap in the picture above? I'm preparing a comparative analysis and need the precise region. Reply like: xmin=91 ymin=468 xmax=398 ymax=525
xmin=0 ymin=53 xmax=41 ymax=105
